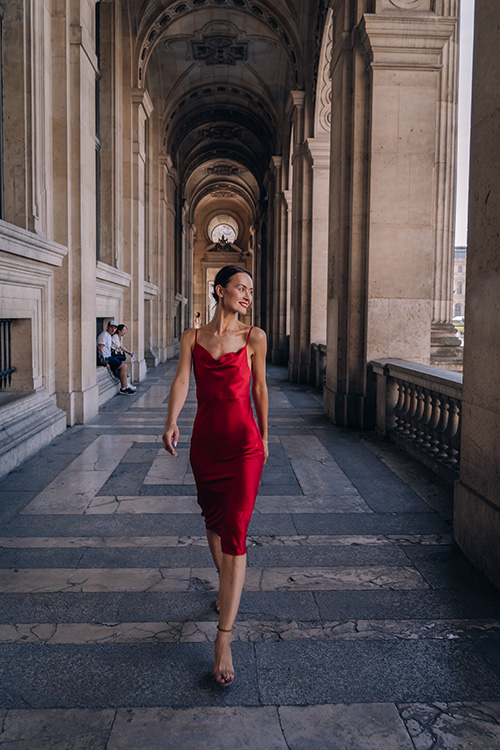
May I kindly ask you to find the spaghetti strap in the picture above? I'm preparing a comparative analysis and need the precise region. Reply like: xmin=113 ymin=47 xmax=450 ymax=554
xmin=245 ymin=326 xmax=253 ymax=346
xmin=195 ymin=328 xmax=198 ymax=344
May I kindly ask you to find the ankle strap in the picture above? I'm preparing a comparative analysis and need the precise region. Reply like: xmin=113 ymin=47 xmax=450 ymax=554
xmin=217 ymin=624 xmax=235 ymax=632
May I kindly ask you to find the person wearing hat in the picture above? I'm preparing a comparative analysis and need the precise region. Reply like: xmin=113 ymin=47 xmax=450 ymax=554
xmin=97 ymin=320 xmax=134 ymax=395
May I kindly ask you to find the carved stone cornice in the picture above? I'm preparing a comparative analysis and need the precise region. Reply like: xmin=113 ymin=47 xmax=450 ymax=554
xmin=359 ymin=15 xmax=455 ymax=69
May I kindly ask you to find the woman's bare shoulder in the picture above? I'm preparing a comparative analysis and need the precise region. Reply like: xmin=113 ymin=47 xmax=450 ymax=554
xmin=248 ymin=326 xmax=266 ymax=344
xmin=180 ymin=328 xmax=197 ymax=347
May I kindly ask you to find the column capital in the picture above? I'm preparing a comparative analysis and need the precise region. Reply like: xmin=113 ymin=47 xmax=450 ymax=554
xmin=131 ymin=88 xmax=154 ymax=118
xmin=289 ymin=90 xmax=306 ymax=110
xmin=359 ymin=15 xmax=456 ymax=69
xmin=305 ymin=137 xmax=331 ymax=169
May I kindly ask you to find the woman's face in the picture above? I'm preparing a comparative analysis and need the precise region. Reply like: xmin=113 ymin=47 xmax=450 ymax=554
xmin=219 ymin=273 xmax=253 ymax=314
xmin=118 ymin=326 xmax=127 ymax=338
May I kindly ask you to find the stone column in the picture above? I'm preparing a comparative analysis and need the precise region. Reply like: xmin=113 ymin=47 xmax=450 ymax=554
xmin=269 ymin=157 xmax=288 ymax=364
xmin=288 ymin=90 xmax=314 ymax=383
xmin=325 ymin=1 xmax=459 ymax=427
xmin=130 ymin=88 xmax=153 ymax=381
xmin=454 ymin=0 xmax=500 ymax=590
xmin=429 ymin=0 xmax=463 ymax=369
xmin=305 ymin=137 xmax=330 ymax=347
xmin=52 ymin=0 xmax=100 ymax=424
xmin=161 ymin=155 xmax=178 ymax=359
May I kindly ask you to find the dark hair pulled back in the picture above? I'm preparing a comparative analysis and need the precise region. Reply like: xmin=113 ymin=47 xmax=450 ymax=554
xmin=212 ymin=265 xmax=252 ymax=304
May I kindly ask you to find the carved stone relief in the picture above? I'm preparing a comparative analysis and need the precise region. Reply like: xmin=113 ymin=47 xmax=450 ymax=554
xmin=206 ymin=164 xmax=240 ymax=176
xmin=201 ymin=126 xmax=243 ymax=140
xmin=192 ymin=35 xmax=249 ymax=65
xmin=376 ymin=0 xmax=434 ymax=11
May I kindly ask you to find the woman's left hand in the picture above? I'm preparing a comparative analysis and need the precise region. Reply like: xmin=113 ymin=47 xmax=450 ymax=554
xmin=263 ymin=440 xmax=269 ymax=464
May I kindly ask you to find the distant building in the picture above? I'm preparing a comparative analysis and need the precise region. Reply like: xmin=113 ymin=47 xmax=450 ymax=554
xmin=453 ymin=246 xmax=467 ymax=320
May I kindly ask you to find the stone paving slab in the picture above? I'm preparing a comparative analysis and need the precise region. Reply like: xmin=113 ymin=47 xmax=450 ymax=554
xmin=0 ymin=533 xmax=454 ymax=549
xmin=3 ymin=703 xmax=499 ymax=750
xmin=2 ymin=618 xmax=499 ymax=645
xmin=254 ymin=640 xmax=500 ymax=705
xmin=279 ymin=703 xmax=414 ymax=750
xmin=0 ymin=565 xmax=429 ymax=593
xmin=0 ymin=544 xmax=414 ymax=570
xmin=0 ymin=643 xmax=259 ymax=709
xmin=315 ymin=589 xmax=500 ymax=621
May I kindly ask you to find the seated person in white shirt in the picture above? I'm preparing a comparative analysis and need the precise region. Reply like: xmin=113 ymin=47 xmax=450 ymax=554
xmin=111 ymin=324 xmax=136 ymax=391
xmin=97 ymin=320 xmax=134 ymax=395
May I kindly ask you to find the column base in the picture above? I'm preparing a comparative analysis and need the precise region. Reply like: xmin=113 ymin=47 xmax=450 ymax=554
xmin=0 ymin=390 xmax=67 ymax=479
xmin=323 ymin=385 xmax=370 ymax=428
xmin=144 ymin=349 xmax=159 ymax=368
xmin=132 ymin=358 xmax=148 ymax=382
xmin=454 ymin=479 xmax=500 ymax=592
xmin=56 ymin=384 xmax=99 ymax=425
xmin=431 ymin=322 xmax=463 ymax=363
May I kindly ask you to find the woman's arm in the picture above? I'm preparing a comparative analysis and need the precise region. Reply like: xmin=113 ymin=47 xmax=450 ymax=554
xmin=250 ymin=327 xmax=269 ymax=464
xmin=162 ymin=328 xmax=195 ymax=457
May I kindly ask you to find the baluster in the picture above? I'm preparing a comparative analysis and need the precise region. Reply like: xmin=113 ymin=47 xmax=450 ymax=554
xmin=407 ymin=384 xmax=420 ymax=443
xmin=417 ymin=389 xmax=433 ymax=453
xmin=393 ymin=380 xmax=406 ymax=435
xmin=444 ymin=399 xmax=461 ymax=471
xmin=426 ymin=394 xmax=441 ymax=457
xmin=399 ymin=382 xmax=413 ymax=440
xmin=413 ymin=387 xmax=426 ymax=446
xmin=435 ymin=397 xmax=450 ymax=462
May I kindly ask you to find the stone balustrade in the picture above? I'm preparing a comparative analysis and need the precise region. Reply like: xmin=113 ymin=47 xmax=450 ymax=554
xmin=370 ymin=359 xmax=463 ymax=484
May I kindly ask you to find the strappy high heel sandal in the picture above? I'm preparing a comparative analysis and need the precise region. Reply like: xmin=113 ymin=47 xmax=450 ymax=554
xmin=213 ymin=625 xmax=235 ymax=687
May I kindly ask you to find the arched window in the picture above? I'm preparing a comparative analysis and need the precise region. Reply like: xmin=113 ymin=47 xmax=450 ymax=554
xmin=207 ymin=214 xmax=238 ymax=244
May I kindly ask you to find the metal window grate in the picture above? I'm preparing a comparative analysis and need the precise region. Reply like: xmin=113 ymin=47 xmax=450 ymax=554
xmin=0 ymin=319 xmax=16 ymax=389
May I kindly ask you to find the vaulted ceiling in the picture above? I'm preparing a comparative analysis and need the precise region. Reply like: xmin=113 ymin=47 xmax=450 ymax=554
xmin=129 ymin=0 xmax=327 ymax=207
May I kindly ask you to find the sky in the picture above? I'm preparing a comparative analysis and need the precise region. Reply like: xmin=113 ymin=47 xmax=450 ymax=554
xmin=455 ymin=0 xmax=475 ymax=247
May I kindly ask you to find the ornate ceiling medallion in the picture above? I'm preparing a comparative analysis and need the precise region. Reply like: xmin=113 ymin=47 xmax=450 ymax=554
xmin=201 ymin=125 xmax=243 ymax=140
xmin=206 ymin=164 xmax=241 ymax=175
xmin=192 ymin=34 xmax=249 ymax=65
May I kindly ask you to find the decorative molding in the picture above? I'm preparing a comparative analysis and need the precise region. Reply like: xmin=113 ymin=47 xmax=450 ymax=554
xmin=192 ymin=35 xmax=249 ymax=65
xmin=315 ymin=9 xmax=333 ymax=136
xmin=96 ymin=262 xmax=131 ymax=288
xmin=206 ymin=164 xmax=240 ymax=176
xmin=201 ymin=125 xmax=243 ymax=140
xmin=376 ymin=0 xmax=435 ymax=11
xmin=144 ymin=281 xmax=159 ymax=301
xmin=359 ymin=16 xmax=455 ymax=69
xmin=0 ymin=220 xmax=67 ymax=267
xmin=211 ymin=190 xmax=237 ymax=198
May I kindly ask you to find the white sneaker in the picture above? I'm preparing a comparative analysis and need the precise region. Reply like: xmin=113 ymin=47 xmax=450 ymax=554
xmin=127 ymin=383 xmax=137 ymax=391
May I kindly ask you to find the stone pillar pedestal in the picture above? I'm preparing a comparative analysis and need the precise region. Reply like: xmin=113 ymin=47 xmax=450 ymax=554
xmin=454 ymin=0 xmax=500 ymax=591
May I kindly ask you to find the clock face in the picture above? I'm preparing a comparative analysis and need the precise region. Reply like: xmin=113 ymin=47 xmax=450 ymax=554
xmin=211 ymin=224 xmax=237 ymax=243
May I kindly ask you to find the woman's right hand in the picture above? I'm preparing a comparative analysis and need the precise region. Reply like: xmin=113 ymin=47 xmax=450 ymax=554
xmin=162 ymin=423 xmax=180 ymax=457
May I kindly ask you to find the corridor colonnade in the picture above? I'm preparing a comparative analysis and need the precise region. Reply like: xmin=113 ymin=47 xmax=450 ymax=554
xmin=0 ymin=0 xmax=499 ymax=590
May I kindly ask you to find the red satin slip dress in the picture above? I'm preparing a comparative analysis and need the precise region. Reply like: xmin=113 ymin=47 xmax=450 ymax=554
xmin=189 ymin=326 xmax=265 ymax=556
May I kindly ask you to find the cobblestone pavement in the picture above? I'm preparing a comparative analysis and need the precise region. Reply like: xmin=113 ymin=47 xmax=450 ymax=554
xmin=0 ymin=363 xmax=500 ymax=749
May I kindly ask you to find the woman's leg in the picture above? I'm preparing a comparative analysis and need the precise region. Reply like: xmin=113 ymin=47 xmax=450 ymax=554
xmin=206 ymin=529 xmax=223 ymax=573
xmin=213 ymin=552 xmax=247 ymax=683
xmin=206 ymin=529 xmax=223 ymax=611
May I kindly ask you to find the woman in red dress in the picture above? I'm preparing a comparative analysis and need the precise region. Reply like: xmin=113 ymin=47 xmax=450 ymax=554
xmin=162 ymin=266 xmax=268 ymax=686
